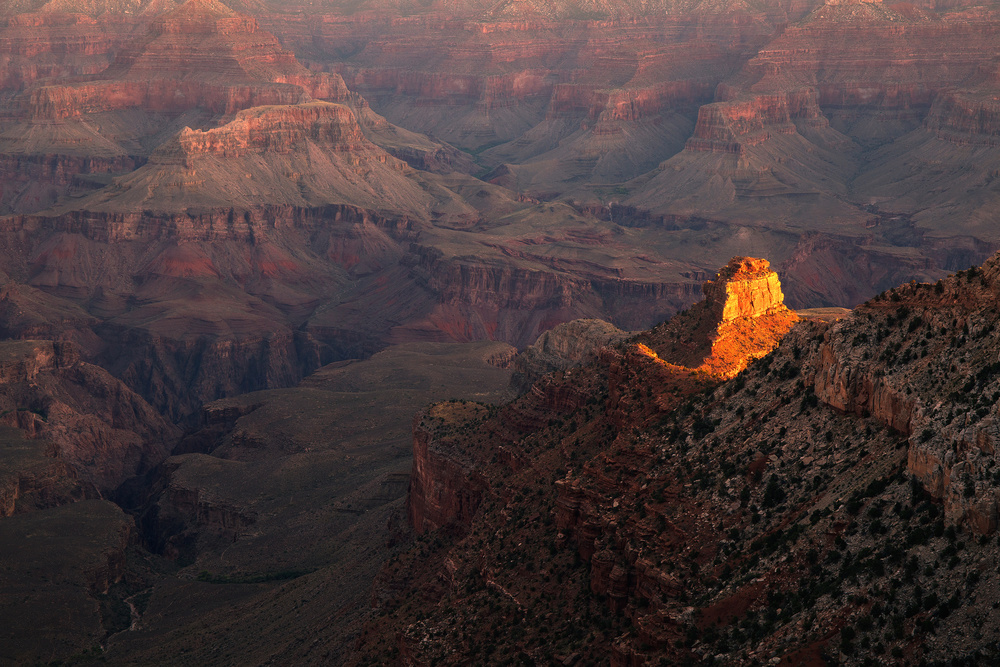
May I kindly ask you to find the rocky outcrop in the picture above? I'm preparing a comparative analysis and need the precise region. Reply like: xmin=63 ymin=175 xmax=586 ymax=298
xmin=80 ymin=101 xmax=434 ymax=215
xmin=703 ymin=256 xmax=787 ymax=322
xmin=0 ymin=339 xmax=179 ymax=495
xmin=510 ymin=318 xmax=628 ymax=393
xmin=686 ymin=89 xmax=827 ymax=154
xmin=355 ymin=250 xmax=1000 ymax=665
xmin=634 ymin=256 xmax=799 ymax=379
xmin=408 ymin=408 xmax=490 ymax=535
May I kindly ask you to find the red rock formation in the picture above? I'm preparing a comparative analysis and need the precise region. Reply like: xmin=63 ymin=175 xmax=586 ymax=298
xmin=703 ymin=256 xmax=788 ymax=322
xmin=686 ymin=88 xmax=827 ymax=153
xmin=408 ymin=407 xmax=490 ymax=535
xmin=0 ymin=339 xmax=179 ymax=494
xmin=24 ymin=1 xmax=354 ymax=121
xmin=924 ymin=89 xmax=1000 ymax=147
xmin=408 ymin=256 xmax=794 ymax=534
xmin=0 ymin=12 xmax=138 ymax=92
xmin=633 ymin=256 xmax=799 ymax=379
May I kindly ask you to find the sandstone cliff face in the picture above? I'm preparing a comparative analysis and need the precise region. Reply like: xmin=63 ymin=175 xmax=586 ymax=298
xmin=805 ymin=260 xmax=1000 ymax=534
xmin=408 ymin=406 xmax=490 ymax=535
xmin=634 ymin=255 xmax=799 ymax=379
xmin=317 ymin=6 xmax=790 ymax=155
xmin=169 ymin=103 xmax=374 ymax=159
xmin=703 ymin=256 xmax=787 ymax=322
xmin=0 ymin=189 xmax=711 ymax=422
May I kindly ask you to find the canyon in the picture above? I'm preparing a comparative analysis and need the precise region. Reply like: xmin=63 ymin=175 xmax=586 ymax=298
xmin=1 ymin=0 xmax=1000 ymax=664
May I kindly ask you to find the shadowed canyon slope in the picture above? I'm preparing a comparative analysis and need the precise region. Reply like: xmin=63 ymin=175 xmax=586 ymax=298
xmin=352 ymin=253 xmax=1000 ymax=666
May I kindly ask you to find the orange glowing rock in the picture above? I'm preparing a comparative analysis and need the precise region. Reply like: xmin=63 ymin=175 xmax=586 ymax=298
xmin=634 ymin=256 xmax=798 ymax=380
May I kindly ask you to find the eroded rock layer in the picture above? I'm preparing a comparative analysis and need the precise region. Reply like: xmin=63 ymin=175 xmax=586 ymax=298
xmin=354 ymin=251 xmax=1000 ymax=667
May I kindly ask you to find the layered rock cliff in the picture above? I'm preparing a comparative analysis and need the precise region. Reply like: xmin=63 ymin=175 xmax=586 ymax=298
xmin=807 ymin=259 xmax=1000 ymax=534
xmin=0 ymin=11 xmax=141 ymax=92
xmin=635 ymin=256 xmax=799 ymax=379
xmin=24 ymin=0 xmax=348 ymax=120
xmin=357 ymin=251 xmax=1000 ymax=666
xmin=407 ymin=256 xmax=797 ymax=535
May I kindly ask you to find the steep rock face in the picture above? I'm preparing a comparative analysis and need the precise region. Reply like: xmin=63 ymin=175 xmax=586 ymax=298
xmin=0 ymin=202 xmax=421 ymax=418
xmin=408 ymin=405 xmax=490 ymax=535
xmin=147 ymin=453 xmax=258 ymax=561
xmin=407 ymin=370 xmax=598 ymax=537
xmin=703 ymin=256 xmax=786 ymax=322
xmin=806 ymin=260 xmax=1000 ymax=534
xmin=318 ymin=7 xmax=795 ymax=157
xmin=727 ymin=1 xmax=1000 ymax=132
xmin=635 ymin=256 xmax=799 ymax=379
xmin=0 ymin=339 xmax=179 ymax=495
xmin=0 ymin=11 xmax=136 ymax=92
xmin=170 ymin=102 xmax=370 ymax=157
xmin=0 ymin=195 xmax=707 ymax=420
